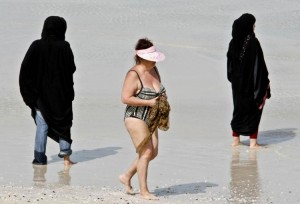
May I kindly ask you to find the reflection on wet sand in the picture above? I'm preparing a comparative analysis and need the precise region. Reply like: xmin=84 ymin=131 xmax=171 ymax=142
xmin=32 ymin=164 xmax=72 ymax=186
xmin=230 ymin=149 xmax=260 ymax=203
xmin=57 ymin=165 xmax=72 ymax=185
xmin=32 ymin=165 xmax=47 ymax=187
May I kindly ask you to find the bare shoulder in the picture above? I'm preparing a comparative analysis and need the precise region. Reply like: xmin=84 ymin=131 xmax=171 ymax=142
xmin=126 ymin=65 xmax=140 ymax=78
xmin=122 ymin=66 xmax=141 ymax=93
xmin=123 ymin=67 xmax=140 ymax=87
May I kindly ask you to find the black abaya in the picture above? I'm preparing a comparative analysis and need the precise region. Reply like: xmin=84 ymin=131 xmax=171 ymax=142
xmin=19 ymin=16 xmax=76 ymax=143
xmin=227 ymin=14 xmax=270 ymax=136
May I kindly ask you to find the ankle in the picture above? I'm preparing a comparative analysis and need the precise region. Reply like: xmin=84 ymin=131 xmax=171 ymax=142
xmin=64 ymin=156 xmax=76 ymax=165
xmin=232 ymin=137 xmax=240 ymax=143
xmin=64 ymin=155 xmax=70 ymax=161
xmin=250 ymin=139 xmax=258 ymax=146
xmin=140 ymin=191 xmax=151 ymax=196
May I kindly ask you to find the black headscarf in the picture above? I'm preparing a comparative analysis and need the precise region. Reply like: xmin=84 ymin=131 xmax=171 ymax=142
xmin=232 ymin=13 xmax=256 ymax=40
xmin=230 ymin=13 xmax=256 ymax=61
xmin=41 ymin=16 xmax=67 ymax=41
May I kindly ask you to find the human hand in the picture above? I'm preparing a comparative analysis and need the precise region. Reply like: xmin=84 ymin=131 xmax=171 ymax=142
xmin=148 ymin=97 xmax=158 ymax=107
xmin=161 ymin=92 xmax=168 ymax=100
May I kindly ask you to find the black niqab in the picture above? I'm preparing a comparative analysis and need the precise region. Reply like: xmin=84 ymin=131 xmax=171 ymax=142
xmin=19 ymin=16 xmax=76 ymax=144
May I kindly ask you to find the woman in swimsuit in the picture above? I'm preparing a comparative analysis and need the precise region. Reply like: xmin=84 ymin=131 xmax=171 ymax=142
xmin=119 ymin=38 xmax=167 ymax=200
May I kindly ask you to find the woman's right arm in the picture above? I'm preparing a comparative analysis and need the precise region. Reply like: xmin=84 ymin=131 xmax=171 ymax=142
xmin=121 ymin=71 xmax=157 ymax=107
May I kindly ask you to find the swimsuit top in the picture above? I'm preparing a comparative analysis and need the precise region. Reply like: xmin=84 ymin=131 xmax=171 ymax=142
xmin=124 ymin=68 xmax=166 ymax=123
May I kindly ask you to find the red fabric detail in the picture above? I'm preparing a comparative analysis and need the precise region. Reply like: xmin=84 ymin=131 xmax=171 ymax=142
xmin=232 ymin=131 xmax=239 ymax=137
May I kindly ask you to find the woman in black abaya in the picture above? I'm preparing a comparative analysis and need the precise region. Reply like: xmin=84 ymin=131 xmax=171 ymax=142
xmin=19 ymin=16 xmax=76 ymax=165
xmin=227 ymin=13 xmax=271 ymax=148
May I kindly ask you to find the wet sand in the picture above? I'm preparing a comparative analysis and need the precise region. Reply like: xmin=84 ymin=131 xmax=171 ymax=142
xmin=1 ymin=0 xmax=300 ymax=203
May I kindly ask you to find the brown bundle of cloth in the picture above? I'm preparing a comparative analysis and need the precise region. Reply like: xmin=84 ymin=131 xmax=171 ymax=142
xmin=136 ymin=97 xmax=170 ymax=153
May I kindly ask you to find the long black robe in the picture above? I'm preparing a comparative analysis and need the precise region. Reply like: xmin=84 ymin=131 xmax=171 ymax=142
xmin=19 ymin=16 xmax=76 ymax=144
xmin=227 ymin=36 xmax=270 ymax=136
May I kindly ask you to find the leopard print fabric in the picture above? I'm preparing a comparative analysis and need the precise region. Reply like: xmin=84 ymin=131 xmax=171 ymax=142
xmin=136 ymin=97 xmax=170 ymax=153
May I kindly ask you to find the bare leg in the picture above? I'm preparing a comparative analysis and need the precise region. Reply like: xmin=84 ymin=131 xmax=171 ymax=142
xmin=137 ymin=141 xmax=158 ymax=200
xmin=119 ymin=158 xmax=137 ymax=195
xmin=232 ymin=136 xmax=241 ymax=147
xmin=249 ymin=130 xmax=261 ymax=148
xmin=122 ymin=118 xmax=159 ymax=200
xmin=119 ymin=129 xmax=159 ymax=195
xmin=250 ymin=139 xmax=261 ymax=149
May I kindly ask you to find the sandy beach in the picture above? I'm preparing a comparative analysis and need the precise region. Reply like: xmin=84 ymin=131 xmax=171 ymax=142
xmin=1 ymin=0 xmax=300 ymax=203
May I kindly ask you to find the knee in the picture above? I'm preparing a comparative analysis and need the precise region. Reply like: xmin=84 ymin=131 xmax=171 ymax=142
xmin=139 ymin=149 xmax=154 ymax=161
xmin=140 ymin=149 xmax=158 ymax=161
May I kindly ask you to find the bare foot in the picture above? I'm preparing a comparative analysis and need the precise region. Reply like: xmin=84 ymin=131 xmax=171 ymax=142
xmin=64 ymin=156 xmax=76 ymax=166
xmin=140 ymin=193 xmax=159 ymax=200
xmin=232 ymin=142 xmax=242 ymax=147
xmin=250 ymin=143 xmax=262 ymax=149
xmin=119 ymin=174 xmax=134 ymax=195
xmin=249 ymin=139 xmax=262 ymax=149
xmin=232 ymin=137 xmax=241 ymax=147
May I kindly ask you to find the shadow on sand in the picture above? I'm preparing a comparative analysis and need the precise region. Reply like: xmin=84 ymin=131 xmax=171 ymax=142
xmin=154 ymin=182 xmax=218 ymax=196
xmin=48 ymin=146 xmax=122 ymax=164
xmin=241 ymin=128 xmax=297 ymax=146
xmin=258 ymin=128 xmax=297 ymax=145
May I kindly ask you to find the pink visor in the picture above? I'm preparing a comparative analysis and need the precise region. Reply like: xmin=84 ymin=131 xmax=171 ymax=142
xmin=136 ymin=46 xmax=165 ymax=62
